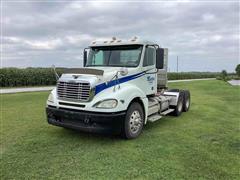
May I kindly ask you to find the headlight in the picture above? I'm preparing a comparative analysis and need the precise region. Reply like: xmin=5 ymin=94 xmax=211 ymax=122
xmin=93 ymin=99 xmax=118 ymax=109
xmin=47 ymin=93 xmax=54 ymax=103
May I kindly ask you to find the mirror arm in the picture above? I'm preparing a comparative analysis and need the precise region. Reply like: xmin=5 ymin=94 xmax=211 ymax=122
xmin=52 ymin=65 xmax=59 ymax=80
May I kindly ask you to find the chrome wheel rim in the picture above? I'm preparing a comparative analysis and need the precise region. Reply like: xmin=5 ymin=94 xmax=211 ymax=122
xmin=178 ymin=101 xmax=183 ymax=112
xmin=185 ymin=98 xmax=190 ymax=109
xmin=129 ymin=110 xmax=142 ymax=134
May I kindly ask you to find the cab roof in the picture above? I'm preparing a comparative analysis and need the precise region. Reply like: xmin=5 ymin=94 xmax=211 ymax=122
xmin=89 ymin=37 xmax=158 ymax=47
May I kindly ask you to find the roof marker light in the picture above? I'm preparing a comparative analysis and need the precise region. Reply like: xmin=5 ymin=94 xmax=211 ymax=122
xmin=130 ymin=36 xmax=138 ymax=42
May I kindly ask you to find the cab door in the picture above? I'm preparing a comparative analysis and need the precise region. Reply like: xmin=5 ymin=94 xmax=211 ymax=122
xmin=142 ymin=46 xmax=157 ymax=95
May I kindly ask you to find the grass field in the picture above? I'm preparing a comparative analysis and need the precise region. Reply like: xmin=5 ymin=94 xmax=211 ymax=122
xmin=1 ymin=80 xmax=239 ymax=179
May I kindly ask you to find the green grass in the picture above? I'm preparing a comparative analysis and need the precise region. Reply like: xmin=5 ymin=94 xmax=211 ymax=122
xmin=1 ymin=80 xmax=239 ymax=179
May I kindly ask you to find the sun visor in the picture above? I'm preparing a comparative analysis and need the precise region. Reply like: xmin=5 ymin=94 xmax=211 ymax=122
xmin=64 ymin=68 xmax=104 ymax=76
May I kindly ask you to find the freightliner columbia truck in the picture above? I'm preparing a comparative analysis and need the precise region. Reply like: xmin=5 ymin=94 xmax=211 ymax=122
xmin=46 ymin=37 xmax=190 ymax=139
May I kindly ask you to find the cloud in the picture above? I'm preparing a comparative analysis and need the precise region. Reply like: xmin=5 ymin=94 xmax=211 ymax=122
xmin=2 ymin=1 xmax=239 ymax=72
xmin=202 ymin=13 xmax=216 ymax=22
xmin=25 ymin=39 xmax=63 ymax=50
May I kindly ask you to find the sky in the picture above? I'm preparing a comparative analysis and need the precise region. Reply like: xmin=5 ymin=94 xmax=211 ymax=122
xmin=1 ymin=0 xmax=239 ymax=72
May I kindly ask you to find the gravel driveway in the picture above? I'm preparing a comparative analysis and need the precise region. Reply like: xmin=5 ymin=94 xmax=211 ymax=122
xmin=228 ymin=80 xmax=240 ymax=86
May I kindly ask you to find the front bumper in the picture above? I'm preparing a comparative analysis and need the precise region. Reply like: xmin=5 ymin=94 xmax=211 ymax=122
xmin=46 ymin=106 xmax=126 ymax=134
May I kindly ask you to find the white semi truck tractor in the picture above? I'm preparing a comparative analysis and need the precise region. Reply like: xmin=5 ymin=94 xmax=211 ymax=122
xmin=46 ymin=37 xmax=190 ymax=139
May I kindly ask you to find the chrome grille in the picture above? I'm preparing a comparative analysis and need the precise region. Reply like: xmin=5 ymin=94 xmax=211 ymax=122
xmin=57 ymin=81 xmax=91 ymax=102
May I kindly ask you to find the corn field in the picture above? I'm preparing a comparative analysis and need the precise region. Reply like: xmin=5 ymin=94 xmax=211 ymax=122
xmin=0 ymin=68 xmax=64 ymax=87
xmin=0 ymin=68 xmax=219 ymax=87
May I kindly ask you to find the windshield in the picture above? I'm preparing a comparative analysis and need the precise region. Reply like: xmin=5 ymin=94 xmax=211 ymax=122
xmin=86 ymin=45 xmax=143 ymax=67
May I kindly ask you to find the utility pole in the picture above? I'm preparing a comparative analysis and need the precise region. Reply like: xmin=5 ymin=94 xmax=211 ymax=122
xmin=177 ymin=56 xmax=179 ymax=73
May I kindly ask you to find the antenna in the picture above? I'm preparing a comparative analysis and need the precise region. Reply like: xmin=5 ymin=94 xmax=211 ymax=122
xmin=177 ymin=56 xmax=179 ymax=73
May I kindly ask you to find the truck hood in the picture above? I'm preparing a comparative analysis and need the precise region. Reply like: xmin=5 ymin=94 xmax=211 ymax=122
xmin=59 ymin=67 xmax=136 ymax=88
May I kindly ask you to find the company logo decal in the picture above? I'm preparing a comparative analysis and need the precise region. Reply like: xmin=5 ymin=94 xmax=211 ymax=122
xmin=147 ymin=76 xmax=155 ymax=83
xmin=72 ymin=75 xmax=80 ymax=79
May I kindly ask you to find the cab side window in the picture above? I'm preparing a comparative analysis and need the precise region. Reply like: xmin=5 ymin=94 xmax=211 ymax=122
xmin=143 ymin=47 xmax=156 ymax=67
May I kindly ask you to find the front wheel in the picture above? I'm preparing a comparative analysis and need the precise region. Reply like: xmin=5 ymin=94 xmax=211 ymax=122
xmin=122 ymin=102 xmax=144 ymax=139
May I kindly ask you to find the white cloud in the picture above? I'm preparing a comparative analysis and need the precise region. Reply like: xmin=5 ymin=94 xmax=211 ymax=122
xmin=202 ymin=13 xmax=215 ymax=22
xmin=66 ymin=34 xmax=93 ymax=44
xmin=211 ymin=35 xmax=223 ymax=42
xmin=4 ymin=36 xmax=63 ymax=50
xmin=25 ymin=39 xmax=63 ymax=50
xmin=68 ymin=2 xmax=83 ymax=9
xmin=4 ymin=36 xmax=22 ymax=43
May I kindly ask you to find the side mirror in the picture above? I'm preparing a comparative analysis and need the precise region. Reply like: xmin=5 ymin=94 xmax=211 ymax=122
xmin=83 ymin=48 xmax=88 ymax=67
xmin=156 ymin=48 xmax=164 ymax=69
xmin=119 ymin=67 xmax=128 ymax=76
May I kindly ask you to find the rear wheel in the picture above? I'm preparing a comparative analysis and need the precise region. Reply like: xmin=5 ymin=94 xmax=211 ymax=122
xmin=173 ymin=91 xmax=184 ymax=116
xmin=122 ymin=102 xmax=144 ymax=139
xmin=183 ymin=90 xmax=191 ymax=112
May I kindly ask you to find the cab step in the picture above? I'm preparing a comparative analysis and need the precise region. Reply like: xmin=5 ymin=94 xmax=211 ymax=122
xmin=160 ymin=108 xmax=175 ymax=115
xmin=147 ymin=114 xmax=162 ymax=122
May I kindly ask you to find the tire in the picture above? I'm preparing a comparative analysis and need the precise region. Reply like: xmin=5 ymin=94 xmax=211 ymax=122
xmin=122 ymin=102 xmax=144 ymax=139
xmin=183 ymin=90 xmax=191 ymax=112
xmin=173 ymin=91 xmax=184 ymax=116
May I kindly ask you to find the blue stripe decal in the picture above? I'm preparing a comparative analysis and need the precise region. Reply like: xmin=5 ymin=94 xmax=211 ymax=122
xmin=95 ymin=72 xmax=145 ymax=94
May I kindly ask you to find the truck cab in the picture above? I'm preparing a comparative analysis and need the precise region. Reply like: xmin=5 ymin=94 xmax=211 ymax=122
xmin=46 ymin=37 xmax=190 ymax=139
